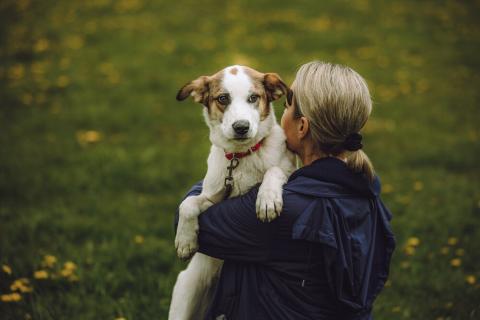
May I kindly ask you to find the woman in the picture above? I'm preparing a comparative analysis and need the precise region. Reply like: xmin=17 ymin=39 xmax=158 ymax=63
xmin=178 ymin=61 xmax=395 ymax=319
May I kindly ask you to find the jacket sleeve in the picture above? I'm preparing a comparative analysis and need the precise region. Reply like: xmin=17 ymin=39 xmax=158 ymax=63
xmin=323 ymin=198 xmax=395 ymax=314
xmin=292 ymin=196 xmax=395 ymax=314
xmin=174 ymin=182 xmax=274 ymax=262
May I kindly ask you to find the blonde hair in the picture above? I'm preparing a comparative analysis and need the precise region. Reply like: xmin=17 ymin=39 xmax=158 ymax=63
xmin=292 ymin=61 xmax=375 ymax=179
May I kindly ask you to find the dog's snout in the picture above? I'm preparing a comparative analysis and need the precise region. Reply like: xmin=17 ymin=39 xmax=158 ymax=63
xmin=232 ymin=120 xmax=250 ymax=135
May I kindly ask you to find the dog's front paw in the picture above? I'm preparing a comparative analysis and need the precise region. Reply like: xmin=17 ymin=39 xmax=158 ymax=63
xmin=175 ymin=218 xmax=199 ymax=260
xmin=256 ymin=186 xmax=283 ymax=222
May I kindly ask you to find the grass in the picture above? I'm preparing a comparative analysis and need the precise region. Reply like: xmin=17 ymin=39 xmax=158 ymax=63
xmin=0 ymin=0 xmax=479 ymax=319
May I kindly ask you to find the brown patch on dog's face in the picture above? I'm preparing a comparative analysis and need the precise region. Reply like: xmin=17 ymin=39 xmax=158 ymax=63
xmin=176 ymin=70 xmax=226 ymax=120
xmin=229 ymin=67 xmax=238 ymax=75
xmin=241 ymin=67 xmax=268 ymax=120
xmin=243 ymin=67 xmax=291 ymax=120
xmin=204 ymin=70 xmax=228 ymax=121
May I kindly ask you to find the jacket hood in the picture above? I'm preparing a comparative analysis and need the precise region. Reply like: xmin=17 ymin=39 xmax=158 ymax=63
xmin=285 ymin=157 xmax=380 ymax=198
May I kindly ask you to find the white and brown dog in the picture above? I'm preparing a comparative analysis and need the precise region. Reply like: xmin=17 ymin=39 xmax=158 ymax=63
xmin=169 ymin=65 xmax=296 ymax=320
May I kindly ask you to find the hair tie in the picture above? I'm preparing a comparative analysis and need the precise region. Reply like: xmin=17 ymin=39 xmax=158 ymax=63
xmin=343 ymin=133 xmax=363 ymax=151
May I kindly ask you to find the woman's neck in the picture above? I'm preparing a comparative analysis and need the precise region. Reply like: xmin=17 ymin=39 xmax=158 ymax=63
xmin=298 ymin=140 xmax=347 ymax=166
xmin=300 ymin=152 xmax=322 ymax=166
xmin=298 ymin=140 xmax=324 ymax=166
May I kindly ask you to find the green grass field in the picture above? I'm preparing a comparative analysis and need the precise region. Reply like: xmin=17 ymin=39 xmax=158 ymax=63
xmin=1 ymin=0 xmax=479 ymax=319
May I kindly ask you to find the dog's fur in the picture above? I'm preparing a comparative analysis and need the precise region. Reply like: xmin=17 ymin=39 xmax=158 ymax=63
xmin=169 ymin=65 xmax=296 ymax=320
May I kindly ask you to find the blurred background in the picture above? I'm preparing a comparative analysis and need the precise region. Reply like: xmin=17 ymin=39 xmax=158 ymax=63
xmin=0 ymin=0 xmax=479 ymax=319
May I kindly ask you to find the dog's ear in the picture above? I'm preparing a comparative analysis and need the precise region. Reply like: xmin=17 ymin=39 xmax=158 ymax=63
xmin=263 ymin=73 xmax=292 ymax=102
xmin=176 ymin=76 xmax=210 ymax=105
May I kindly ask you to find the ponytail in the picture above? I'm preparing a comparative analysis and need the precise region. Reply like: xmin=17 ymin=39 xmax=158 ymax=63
xmin=346 ymin=150 xmax=375 ymax=180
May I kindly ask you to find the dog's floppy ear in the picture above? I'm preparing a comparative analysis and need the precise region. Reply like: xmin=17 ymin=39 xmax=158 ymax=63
xmin=176 ymin=76 xmax=210 ymax=105
xmin=263 ymin=73 xmax=292 ymax=102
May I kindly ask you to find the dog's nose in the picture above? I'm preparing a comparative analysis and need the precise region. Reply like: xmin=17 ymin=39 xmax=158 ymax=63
xmin=232 ymin=120 xmax=250 ymax=135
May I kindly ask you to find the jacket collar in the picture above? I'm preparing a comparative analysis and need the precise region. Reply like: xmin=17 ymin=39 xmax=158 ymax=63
xmin=286 ymin=157 xmax=380 ymax=198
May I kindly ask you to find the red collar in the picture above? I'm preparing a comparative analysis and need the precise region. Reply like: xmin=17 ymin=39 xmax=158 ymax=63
xmin=225 ymin=140 xmax=263 ymax=160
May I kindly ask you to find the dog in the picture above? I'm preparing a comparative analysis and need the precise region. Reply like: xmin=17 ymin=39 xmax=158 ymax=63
xmin=169 ymin=65 xmax=296 ymax=320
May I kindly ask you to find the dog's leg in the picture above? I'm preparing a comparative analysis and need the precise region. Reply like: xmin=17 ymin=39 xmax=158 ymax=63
xmin=176 ymin=148 xmax=226 ymax=259
xmin=175 ymin=194 xmax=216 ymax=259
xmin=169 ymin=253 xmax=223 ymax=320
xmin=256 ymin=166 xmax=288 ymax=222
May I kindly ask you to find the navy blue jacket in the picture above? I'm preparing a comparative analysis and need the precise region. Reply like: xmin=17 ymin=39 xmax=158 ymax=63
xmin=176 ymin=157 xmax=395 ymax=320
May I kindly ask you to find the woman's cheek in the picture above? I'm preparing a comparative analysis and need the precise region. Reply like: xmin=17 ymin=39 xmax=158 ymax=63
xmin=280 ymin=109 xmax=286 ymax=129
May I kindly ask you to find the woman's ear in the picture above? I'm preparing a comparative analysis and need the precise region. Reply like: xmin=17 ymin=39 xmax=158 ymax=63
xmin=297 ymin=116 xmax=310 ymax=140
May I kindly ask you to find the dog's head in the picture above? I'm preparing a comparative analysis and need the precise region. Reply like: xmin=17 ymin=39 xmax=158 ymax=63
xmin=176 ymin=65 xmax=292 ymax=151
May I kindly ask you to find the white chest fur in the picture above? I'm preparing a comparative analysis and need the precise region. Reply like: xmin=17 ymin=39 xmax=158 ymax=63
xmin=204 ymin=124 xmax=294 ymax=200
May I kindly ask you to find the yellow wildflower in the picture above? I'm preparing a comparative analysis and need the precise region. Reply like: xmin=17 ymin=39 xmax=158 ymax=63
xmin=10 ymin=279 xmax=28 ymax=290
xmin=447 ymin=237 xmax=458 ymax=246
xmin=21 ymin=286 xmax=32 ymax=293
xmin=382 ymin=184 xmax=394 ymax=194
xmin=60 ymin=269 xmax=73 ymax=277
xmin=8 ymin=64 xmax=25 ymax=80
xmin=440 ymin=246 xmax=449 ymax=255
xmin=10 ymin=278 xmax=32 ymax=293
xmin=57 ymin=75 xmax=70 ymax=88
xmin=413 ymin=181 xmax=423 ymax=191
xmin=1 ymin=293 xmax=22 ymax=302
xmin=134 ymin=235 xmax=144 ymax=244
xmin=34 ymin=270 xmax=49 ymax=279
xmin=404 ymin=246 xmax=415 ymax=256
xmin=57 ymin=261 xmax=77 ymax=278
xmin=406 ymin=237 xmax=420 ymax=247
xmin=395 ymin=194 xmax=411 ymax=205
xmin=466 ymin=275 xmax=476 ymax=285
xmin=65 ymin=35 xmax=85 ymax=50
xmin=12 ymin=292 xmax=22 ymax=300
xmin=33 ymin=38 xmax=49 ymax=53
xmin=76 ymin=130 xmax=102 ymax=144
xmin=1 ymin=294 xmax=11 ymax=302
xmin=2 ymin=264 xmax=12 ymax=275
xmin=42 ymin=255 xmax=57 ymax=268
xmin=450 ymin=258 xmax=461 ymax=267
xmin=64 ymin=261 xmax=77 ymax=271
xmin=392 ymin=306 xmax=401 ymax=313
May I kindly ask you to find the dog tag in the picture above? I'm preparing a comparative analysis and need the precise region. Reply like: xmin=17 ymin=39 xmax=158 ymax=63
xmin=224 ymin=157 xmax=239 ymax=199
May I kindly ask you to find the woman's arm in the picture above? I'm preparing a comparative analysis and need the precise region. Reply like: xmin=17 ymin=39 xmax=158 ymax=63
xmin=174 ymin=182 xmax=275 ymax=262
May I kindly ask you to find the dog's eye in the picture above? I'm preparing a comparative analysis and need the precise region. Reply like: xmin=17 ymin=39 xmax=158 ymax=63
xmin=247 ymin=94 xmax=259 ymax=103
xmin=217 ymin=94 xmax=230 ymax=105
